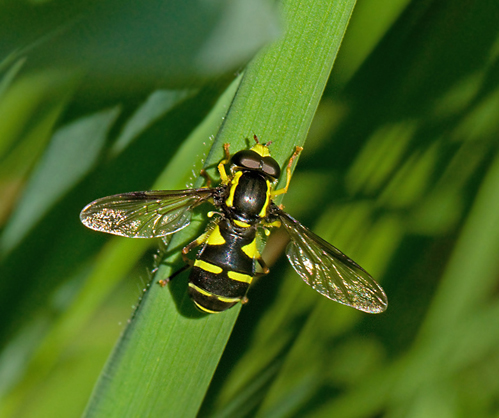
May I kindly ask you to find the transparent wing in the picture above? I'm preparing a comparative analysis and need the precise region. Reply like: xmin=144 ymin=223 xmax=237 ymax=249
xmin=80 ymin=189 xmax=214 ymax=238
xmin=274 ymin=206 xmax=387 ymax=313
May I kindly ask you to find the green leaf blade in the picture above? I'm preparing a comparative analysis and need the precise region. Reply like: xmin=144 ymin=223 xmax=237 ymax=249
xmin=82 ymin=0 xmax=356 ymax=417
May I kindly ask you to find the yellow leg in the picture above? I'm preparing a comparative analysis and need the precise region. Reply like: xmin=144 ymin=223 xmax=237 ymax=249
xmin=158 ymin=232 xmax=209 ymax=287
xmin=272 ymin=146 xmax=303 ymax=197
xmin=181 ymin=232 xmax=209 ymax=261
xmin=217 ymin=143 xmax=231 ymax=184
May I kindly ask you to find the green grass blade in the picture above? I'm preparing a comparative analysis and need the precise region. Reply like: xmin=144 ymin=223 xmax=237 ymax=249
xmin=83 ymin=0 xmax=356 ymax=417
xmin=0 ymin=78 xmax=241 ymax=417
xmin=1 ymin=107 xmax=120 ymax=253
xmin=199 ymin=1 xmax=499 ymax=417
xmin=3 ymin=1 xmax=498 ymax=417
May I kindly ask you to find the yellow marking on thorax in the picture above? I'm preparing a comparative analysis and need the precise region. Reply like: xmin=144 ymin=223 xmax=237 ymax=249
xmin=241 ymin=239 xmax=258 ymax=259
xmin=227 ymin=271 xmax=253 ymax=283
xmin=193 ymin=259 xmax=223 ymax=274
xmin=233 ymin=219 xmax=250 ymax=228
xmin=206 ymin=225 xmax=225 ymax=246
xmin=258 ymin=179 xmax=272 ymax=218
xmin=225 ymin=170 xmax=242 ymax=208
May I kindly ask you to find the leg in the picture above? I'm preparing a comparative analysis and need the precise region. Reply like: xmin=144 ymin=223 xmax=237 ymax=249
xmin=158 ymin=264 xmax=191 ymax=286
xmin=261 ymin=219 xmax=282 ymax=236
xmin=181 ymin=231 xmax=208 ymax=263
xmin=272 ymin=146 xmax=303 ymax=197
xmin=255 ymin=255 xmax=270 ymax=276
xmin=158 ymin=232 xmax=208 ymax=287
xmin=217 ymin=143 xmax=231 ymax=184
xmin=200 ymin=169 xmax=213 ymax=188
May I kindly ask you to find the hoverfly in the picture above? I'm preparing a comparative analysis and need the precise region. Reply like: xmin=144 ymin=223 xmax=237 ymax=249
xmin=80 ymin=136 xmax=387 ymax=314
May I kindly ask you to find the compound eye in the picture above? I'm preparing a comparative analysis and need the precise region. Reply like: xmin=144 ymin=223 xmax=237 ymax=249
xmin=261 ymin=157 xmax=281 ymax=178
xmin=231 ymin=150 xmax=261 ymax=170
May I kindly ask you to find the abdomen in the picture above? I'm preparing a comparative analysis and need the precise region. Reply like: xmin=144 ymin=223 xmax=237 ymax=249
xmin=188 ymin=219 xmax=257 ymax=313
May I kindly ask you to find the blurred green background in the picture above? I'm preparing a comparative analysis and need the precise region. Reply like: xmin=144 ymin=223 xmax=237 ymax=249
xmin=1 ymin=0 xmax=499 ymax=417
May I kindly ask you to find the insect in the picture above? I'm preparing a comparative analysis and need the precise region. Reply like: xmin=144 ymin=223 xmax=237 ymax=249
xmin=80 ymin=136 xmax=387 ymax=314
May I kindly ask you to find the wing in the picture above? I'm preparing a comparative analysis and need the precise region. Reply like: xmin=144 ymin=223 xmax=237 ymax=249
xmin=80 ymin=188 xmax=214 ymax=238
xmin=272 ymin=205 xmax=387 ymax=313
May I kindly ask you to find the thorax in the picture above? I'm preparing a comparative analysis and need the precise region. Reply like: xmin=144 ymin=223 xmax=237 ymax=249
xmin=223 ymin=169 xmax=272 ymax=223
